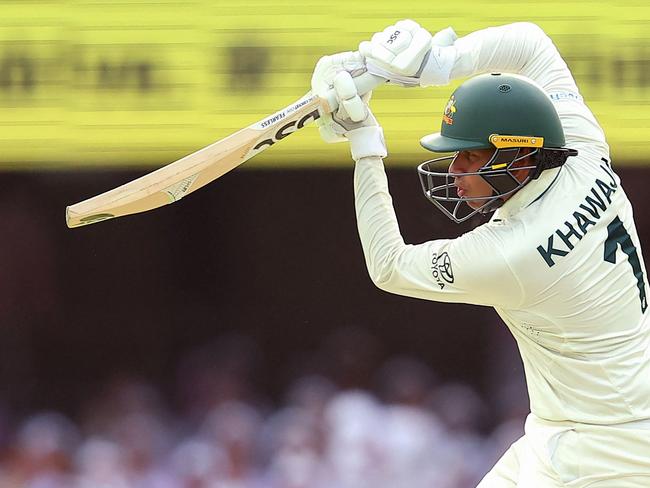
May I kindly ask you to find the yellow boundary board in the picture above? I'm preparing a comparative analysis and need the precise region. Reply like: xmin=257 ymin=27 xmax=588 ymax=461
xmin=0 ymin=0 xmax=649 ymax=169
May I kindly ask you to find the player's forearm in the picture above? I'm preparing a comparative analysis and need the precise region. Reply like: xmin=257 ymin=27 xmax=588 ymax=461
xmin=354 ymin=157 xmax=523 ymax=306
xmin=451 ymin=22 xmax=580 ymax=95
xmin=354 ymin=156 xmax=406 ymax=286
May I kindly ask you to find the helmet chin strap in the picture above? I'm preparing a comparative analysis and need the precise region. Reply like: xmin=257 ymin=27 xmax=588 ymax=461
xmin=478 ymin=193 xmax=505 ymax=214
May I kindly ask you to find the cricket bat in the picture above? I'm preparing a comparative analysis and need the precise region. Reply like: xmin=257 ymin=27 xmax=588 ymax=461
xmin=66 ymin=74 xmax=384 ymax=228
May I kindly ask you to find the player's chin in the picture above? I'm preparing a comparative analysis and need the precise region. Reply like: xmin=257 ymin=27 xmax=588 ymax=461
xmin=465 ymin=198 xmax=484 ymax=210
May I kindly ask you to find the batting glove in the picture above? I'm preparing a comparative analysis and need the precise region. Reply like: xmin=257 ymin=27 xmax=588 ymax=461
xmin=311 ymin=52 xmax=387 ymax=161
xmin=359 ymin=20 xmax=458 ymax=87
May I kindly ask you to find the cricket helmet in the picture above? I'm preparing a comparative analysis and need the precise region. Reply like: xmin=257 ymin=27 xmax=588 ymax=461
xmin=418 ymin=73 xmax=577 ymax=223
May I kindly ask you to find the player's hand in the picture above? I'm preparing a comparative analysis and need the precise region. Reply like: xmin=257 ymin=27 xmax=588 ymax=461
xmin=311 ymin=51 xmax=373 ymax=141
xmin=311 ymin=52 xmax=387 ymax=161
xmin=359 ymin=20 xmax=457 ymax=87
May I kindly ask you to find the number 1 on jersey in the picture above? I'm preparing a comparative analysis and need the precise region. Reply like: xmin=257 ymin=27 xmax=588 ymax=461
xmin=604 ymin=216 xmax=648 ymax=313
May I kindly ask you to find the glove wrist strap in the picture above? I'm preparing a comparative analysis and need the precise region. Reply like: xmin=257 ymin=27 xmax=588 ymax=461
xmin=365 ymin=61 xmax=420 ymax=87
xmin=347 ymin=126 xmax=387 ymax=161
xmin=419 ymin=45 xmax=457 ymax=87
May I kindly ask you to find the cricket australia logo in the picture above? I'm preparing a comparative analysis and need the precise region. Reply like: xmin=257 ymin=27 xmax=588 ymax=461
xmin=442 ymin=95 xmax=457 ymax=125
xmin=431 ymin=252 xmax=454 ymax=289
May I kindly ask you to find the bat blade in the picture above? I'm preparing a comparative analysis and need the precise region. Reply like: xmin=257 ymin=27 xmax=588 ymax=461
xmin=66 ymin=92 xmax=323 ymax=228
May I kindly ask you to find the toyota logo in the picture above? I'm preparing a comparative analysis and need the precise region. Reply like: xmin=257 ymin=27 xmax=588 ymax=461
xmin=439 ymin=252 xmax=454 ymax=283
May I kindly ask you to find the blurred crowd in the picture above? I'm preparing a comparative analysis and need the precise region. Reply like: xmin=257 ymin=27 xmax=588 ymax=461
xmin=0 ymin=330 xmax=528 ymax=488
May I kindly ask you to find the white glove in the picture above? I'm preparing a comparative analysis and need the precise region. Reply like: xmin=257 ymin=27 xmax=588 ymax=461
xmin=359 ymin=20 xmax=458 ymax=87
xmin=311 ymin=51 xmax=387 ymax=161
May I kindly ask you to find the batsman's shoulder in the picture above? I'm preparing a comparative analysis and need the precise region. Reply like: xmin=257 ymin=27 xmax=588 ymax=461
xmin=449 ymin=218 xmax=517 ymax=264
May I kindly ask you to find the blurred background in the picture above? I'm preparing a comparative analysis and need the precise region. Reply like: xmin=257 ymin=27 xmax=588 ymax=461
xmin=0 ymin=1 xmax=649 ymax=486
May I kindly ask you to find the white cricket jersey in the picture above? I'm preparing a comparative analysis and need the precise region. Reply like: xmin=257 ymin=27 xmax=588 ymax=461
xmin=354 ymin=22 xmax=650 ymax=424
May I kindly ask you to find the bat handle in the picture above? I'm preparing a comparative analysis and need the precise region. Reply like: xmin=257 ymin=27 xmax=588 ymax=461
xmin=322 ymin=71 xmax=387 ymax=113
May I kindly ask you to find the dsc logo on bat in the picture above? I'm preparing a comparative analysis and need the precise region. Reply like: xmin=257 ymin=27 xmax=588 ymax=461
xmin=252 ymin=109 xmax=320 ymax=152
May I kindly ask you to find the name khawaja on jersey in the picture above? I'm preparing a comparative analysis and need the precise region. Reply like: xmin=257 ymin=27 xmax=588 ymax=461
xmin=536 ymin=162 xmax=617 ymax=267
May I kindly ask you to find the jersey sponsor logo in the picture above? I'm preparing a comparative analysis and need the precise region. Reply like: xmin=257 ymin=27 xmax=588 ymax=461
xmin=536 ymin=163 xmax=618 ymax=267
xmin=431 ymin=252 xmax=454 ymax=289
xmin=442 ymin=95 xmax=457 ymax=125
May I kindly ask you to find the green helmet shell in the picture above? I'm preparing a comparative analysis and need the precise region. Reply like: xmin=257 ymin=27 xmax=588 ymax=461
xmin=421 ymin=73 xmax=566 ymax=152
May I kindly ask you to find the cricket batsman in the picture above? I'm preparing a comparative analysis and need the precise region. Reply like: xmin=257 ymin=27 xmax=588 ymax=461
xmin=310 ymin=21 xmax=650 ymax=486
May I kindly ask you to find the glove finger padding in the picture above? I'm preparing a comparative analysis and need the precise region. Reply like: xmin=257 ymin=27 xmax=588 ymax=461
xmin=310 ymin=51 xmax=386 ymax=160
xmin=360 ymin=20 xmax=431 ymax=76
xmin=392 ymin=26 xmax=432 ymax=74
xmin=334 ymin=71 xmax=367 ymax=122
xmin=360 ymin=21 xmax=458 ymax=88
xmin=311 ymin=51 xmax=374 ymax=144
xmin=311 ymin=51 xmax=366 ymax=98
xmin=312 ymin=53 xmax=356 ymax=143
xmin=394 ymin=19 xmax=421 ymax=33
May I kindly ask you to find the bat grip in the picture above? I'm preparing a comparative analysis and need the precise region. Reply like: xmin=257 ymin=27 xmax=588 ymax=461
xmin=322 ymin=71 xmax=386 ymax=113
